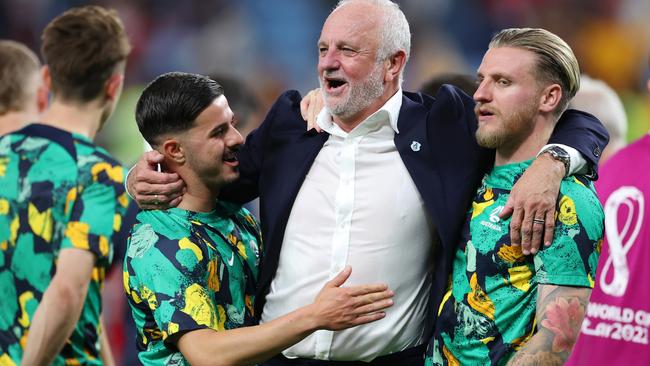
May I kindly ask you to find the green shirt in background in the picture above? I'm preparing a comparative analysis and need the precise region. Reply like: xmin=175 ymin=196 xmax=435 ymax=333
xmin=0 ymin=124 xmax=129 ymax=366
xmin=426 ymin=159 xmax=604 ymax=366
xmin=124 ymin=202 xmax=261 ymax=366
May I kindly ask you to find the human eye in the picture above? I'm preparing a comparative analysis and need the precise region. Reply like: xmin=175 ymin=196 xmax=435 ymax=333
xmin=211 ymin=125 xmax=227 ymax=137
xmin=341 ymin=47 xmax=357 ymax=56
xmin=497 ymin=78 xmax=511 ymax=86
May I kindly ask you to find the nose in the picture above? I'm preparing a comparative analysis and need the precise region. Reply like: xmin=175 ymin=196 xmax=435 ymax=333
xmin=318 ymin=48 xmax=340 ymax=74
xmin=227 ymin=125 xmax=244 ymax=149
xmin=473 ymin=80 xmax=491 ymax=104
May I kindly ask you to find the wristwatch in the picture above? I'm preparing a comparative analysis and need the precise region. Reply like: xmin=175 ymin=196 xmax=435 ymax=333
xmin=539 ymin=146 xmax=571 ymax=175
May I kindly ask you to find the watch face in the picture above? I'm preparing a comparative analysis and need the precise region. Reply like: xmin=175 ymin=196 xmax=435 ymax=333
xmin=545 ymin=147 xmax=570 ymax=173
xmin=547 ymin=146 xmax=569 ymax=159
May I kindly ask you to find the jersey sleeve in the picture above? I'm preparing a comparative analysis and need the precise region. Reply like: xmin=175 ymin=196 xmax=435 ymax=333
xmin=534 ymin=178 xmax=605 ymax=287
xmin=61 ymin=161 xmax=128 ymax=267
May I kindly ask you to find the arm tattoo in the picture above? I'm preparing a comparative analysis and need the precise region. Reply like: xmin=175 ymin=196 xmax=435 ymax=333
xmin=508 ymin=285 xmax=591 ymax=366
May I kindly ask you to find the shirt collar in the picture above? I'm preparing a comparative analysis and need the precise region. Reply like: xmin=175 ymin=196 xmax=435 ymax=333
xmin=316 ymin=89 xmax=403 ymax=137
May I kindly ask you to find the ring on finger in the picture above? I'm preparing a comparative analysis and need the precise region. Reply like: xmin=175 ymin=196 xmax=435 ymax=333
xmin=533 ymin=218 xmax=545 ymax=225
xmin=152 ymin=194 xmax=160 ymax=205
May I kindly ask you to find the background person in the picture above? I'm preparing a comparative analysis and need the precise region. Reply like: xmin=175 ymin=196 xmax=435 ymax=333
xmin=566 ymin=62 xmax=650 ymax=366
xmin=0 ymin=6 xmax=131 ymax=365
xmin=0 ymin=39 xmax=48 ymax=135
xmin=570 ymin=74 xmax=629 ymax=164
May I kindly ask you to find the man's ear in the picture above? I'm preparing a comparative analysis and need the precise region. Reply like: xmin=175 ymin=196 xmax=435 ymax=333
xmin=41 ymin=65 xmax=52 ymax=90
xmin=384 ymin=50 xmax=407 ymax=83
xmin=161 ymin=139 xmax=185 ymax=164
xmin=36 ymin=70 xmax=50 ymax=113
xmin=105 ymin=73 xmax=124 ymax=101
xmin=538 ymin=84 xmax=562 ymax=113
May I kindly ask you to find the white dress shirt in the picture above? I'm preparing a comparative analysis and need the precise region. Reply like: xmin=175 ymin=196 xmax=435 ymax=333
xmin=260 ymin=90 xmax=436 ymax=361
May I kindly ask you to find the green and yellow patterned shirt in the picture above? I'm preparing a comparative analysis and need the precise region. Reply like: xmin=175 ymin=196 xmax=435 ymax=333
xmin=0 ymin=124 xmax=129 ymax=366
xmin=124 ymin=203 xmax=261 ymax=366
xmin=426 ymin=160 xmax=604 ymax=366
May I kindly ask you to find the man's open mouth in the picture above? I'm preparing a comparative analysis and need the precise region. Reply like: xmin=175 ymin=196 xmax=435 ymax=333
xmin=223 ymin=150 xmax=238 ymax=165
xmin=324 ymin=76 xmax=348 ymax=91
xmin=475 ymin=105 xmax=496 ymax=118
xmin=479 ymin=109 xmax=494 ymax=117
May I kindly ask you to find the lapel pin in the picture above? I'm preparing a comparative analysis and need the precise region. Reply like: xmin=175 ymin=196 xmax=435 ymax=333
xmin=411 ymin=141 xmax=421 ymax=152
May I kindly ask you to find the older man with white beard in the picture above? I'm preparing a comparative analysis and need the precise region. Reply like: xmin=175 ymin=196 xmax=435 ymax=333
xmin=127 ymin=1 xmax=608 ymax=364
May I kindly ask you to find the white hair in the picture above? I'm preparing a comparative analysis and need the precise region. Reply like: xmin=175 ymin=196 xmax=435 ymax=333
xmin=570 ymin=75 xmax=627 ymax=147
xmin=334 ymin=0 xmax=411 ymax=82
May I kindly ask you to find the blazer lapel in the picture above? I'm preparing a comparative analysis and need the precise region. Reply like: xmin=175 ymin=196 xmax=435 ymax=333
xmin=394 ymin=95 xmax=453 ymax=248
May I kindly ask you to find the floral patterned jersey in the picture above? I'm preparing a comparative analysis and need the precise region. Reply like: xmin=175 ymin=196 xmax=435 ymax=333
xmin=0 ymin=124 xmax=128 ymax=366
xmin=425 ymin=159 xmax=604 ymax=366
xmin=123 ymin=203 xmax=261 ymax=366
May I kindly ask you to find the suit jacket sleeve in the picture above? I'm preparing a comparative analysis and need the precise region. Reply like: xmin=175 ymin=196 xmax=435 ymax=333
xmin=548 ymin=109 xmax=609 ymax=178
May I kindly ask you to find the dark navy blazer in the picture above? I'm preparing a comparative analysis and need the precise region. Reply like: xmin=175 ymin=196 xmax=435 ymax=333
xmin=222 ymin=85 xmax=609 ymax=326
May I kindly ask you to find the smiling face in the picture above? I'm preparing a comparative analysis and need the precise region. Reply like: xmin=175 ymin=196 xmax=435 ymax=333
xmin=180 ymin=95 xmax=243 ymax=191
xmin=473 ymin=46 xmax=543 ymax=151
xmin=317 ymin=2 xmax=387 ymax=124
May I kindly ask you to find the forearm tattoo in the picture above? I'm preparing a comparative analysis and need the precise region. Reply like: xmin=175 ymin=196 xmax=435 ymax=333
xmin=508 ymin=285 xmax=591 ymax=365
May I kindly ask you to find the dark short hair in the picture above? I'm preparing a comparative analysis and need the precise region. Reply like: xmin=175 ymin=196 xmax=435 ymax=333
xmin=136 ymin=72 xmax=224 ymax=145
xmin=0 ymin=40 xmax=41 ymax=115
xmin=41 ymin=5 xmax=131 ymax=103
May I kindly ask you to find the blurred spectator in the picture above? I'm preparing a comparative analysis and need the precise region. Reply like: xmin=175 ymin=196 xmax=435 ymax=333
xmin=0 ymin=5 xmax=131 ymax=365
xmin=566 ymin=65 xmax=650 ymax=366
xmin=570 ymin=75 xmax=628 ymax=163
xmin=0 ymin=39 xmax=47 ymax=135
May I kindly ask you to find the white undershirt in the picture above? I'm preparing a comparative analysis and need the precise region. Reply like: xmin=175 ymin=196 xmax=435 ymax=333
xmin=260 ymin=90 xmax=436 ymax=361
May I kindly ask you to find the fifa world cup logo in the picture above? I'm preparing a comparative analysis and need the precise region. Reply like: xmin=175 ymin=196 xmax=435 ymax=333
xmin=600 ymin=186 xmax=645 ymax=297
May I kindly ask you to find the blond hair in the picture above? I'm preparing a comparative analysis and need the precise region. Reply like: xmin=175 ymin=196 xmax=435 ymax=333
xmin=0 ymin=40 xmax=41 ymax=115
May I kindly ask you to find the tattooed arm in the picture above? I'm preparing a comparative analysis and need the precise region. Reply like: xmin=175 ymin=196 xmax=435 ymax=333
xmin=507 ymin=285 xmax=591 ymax=365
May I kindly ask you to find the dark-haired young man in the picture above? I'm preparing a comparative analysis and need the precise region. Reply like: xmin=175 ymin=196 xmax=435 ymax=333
xmin=126 ymin=72 xmax=394 ymax=366
xmin=0 ymin=6 xmax=131 ymax=365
